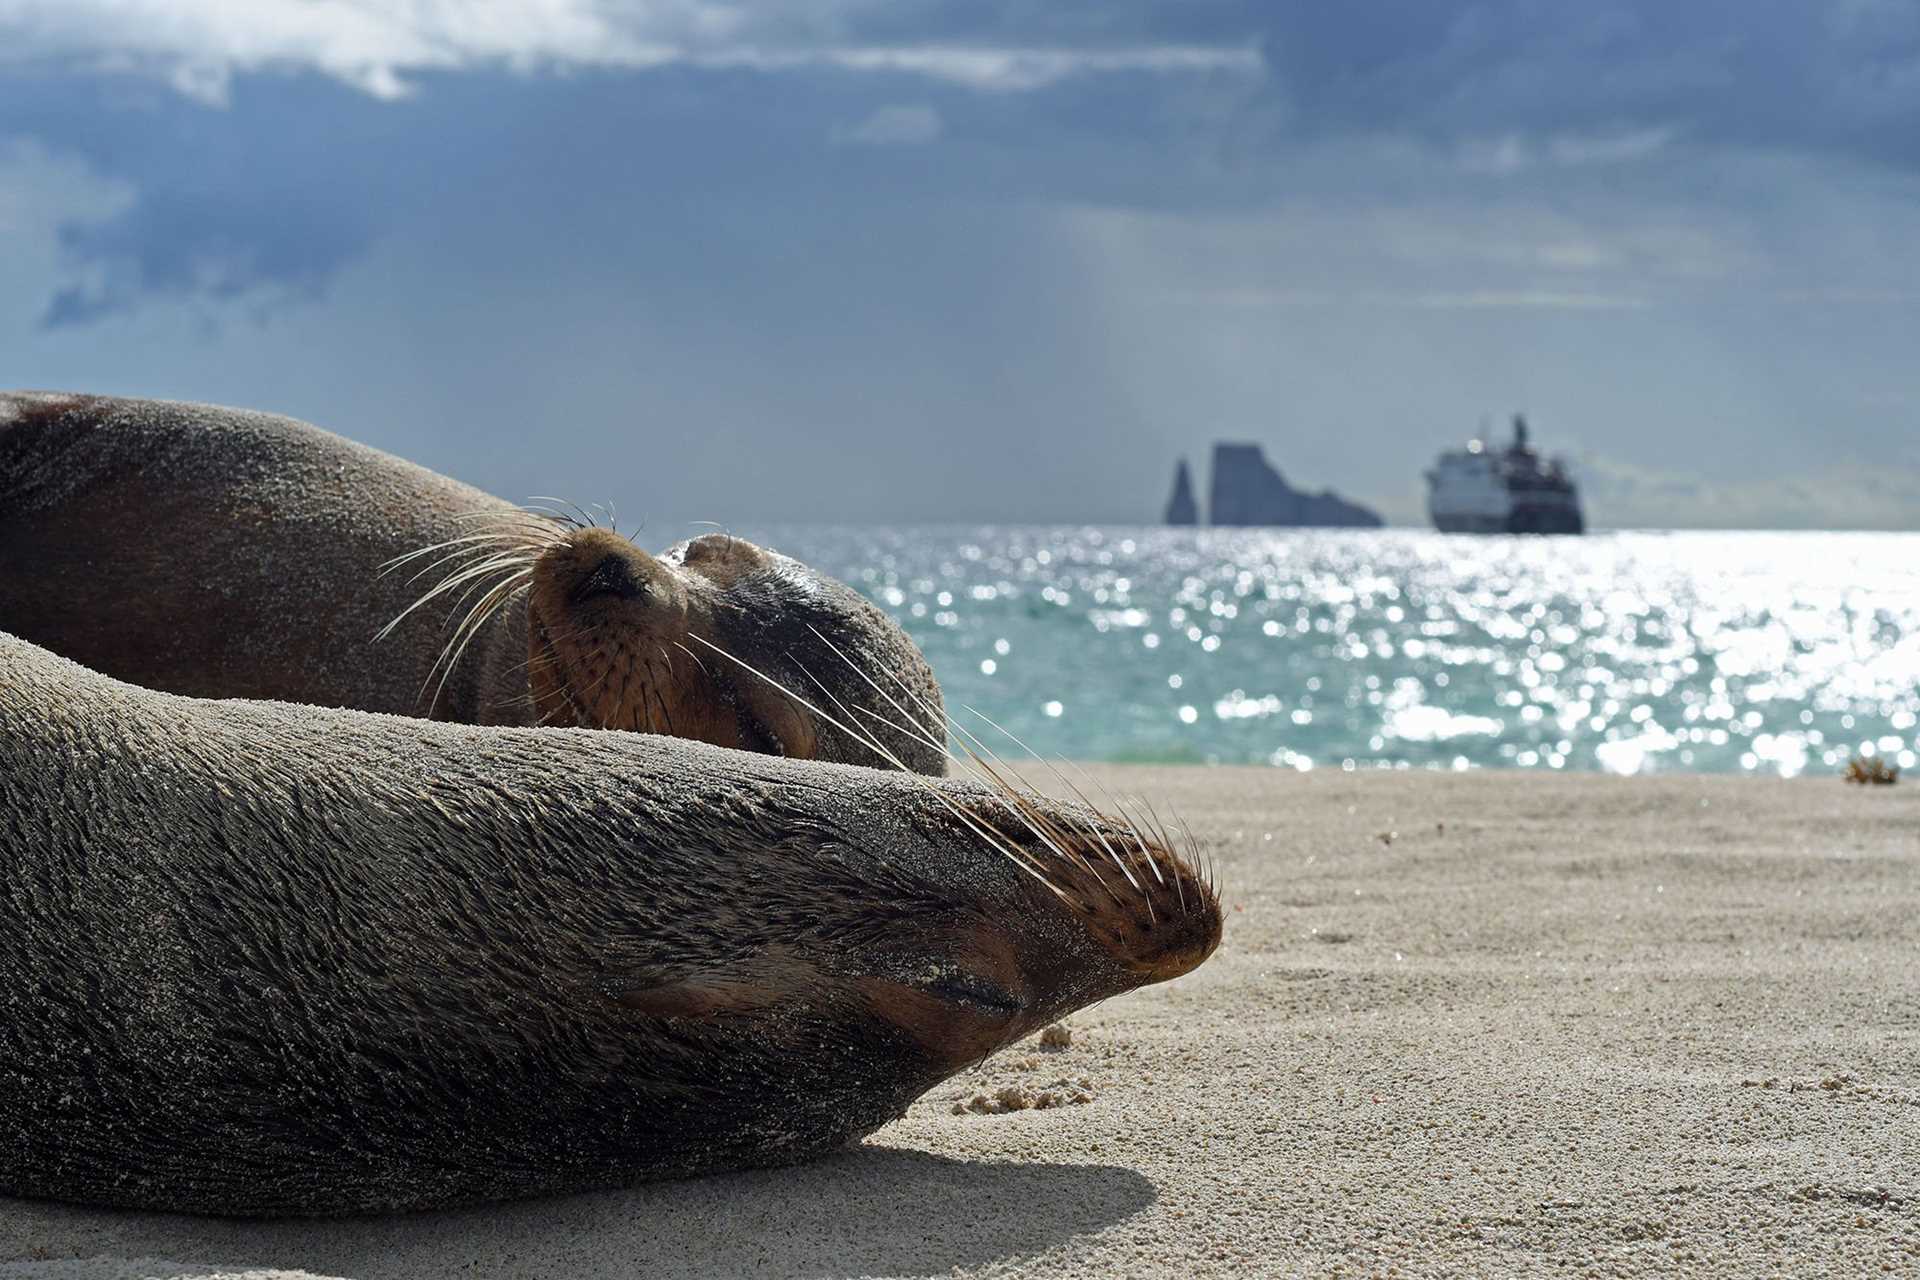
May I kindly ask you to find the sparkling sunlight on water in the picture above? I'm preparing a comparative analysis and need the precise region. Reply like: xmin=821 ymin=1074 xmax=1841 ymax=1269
xmin=739 ymin=527 xmax=1920 ymax=775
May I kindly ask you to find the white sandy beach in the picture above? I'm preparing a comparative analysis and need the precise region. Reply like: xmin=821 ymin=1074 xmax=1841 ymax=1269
xmin=3 ymin=768 xmax=1915 ymax=1278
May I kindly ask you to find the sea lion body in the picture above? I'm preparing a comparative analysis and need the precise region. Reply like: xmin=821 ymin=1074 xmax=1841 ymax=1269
xmin=0 ymin=391 xmax=524 ymax=721
xmin=0 ymin=392 xmax=944 ymax=771
xmin=0 ymin=633 xmax=1218 ymax=1215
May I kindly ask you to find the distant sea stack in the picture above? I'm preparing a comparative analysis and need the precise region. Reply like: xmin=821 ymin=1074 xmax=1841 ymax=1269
xmin=1162 ymin=443 xmax=1382 ymax=527
xmin=1164 ymin=458 xmax=1199 ymax=525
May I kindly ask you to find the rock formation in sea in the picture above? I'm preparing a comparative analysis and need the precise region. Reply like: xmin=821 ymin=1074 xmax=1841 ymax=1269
xmin=1164 ymin=458 xmax=1198 ymax=525
xmin=1206 ymin=442 xmax=1383 ymax=528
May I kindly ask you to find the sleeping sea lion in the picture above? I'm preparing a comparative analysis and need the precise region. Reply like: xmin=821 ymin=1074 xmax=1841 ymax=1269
xmin=0 ymin=391 xmax=944 ymax=773
xmin=0 ymin=631 xmax=1220 ymax=1215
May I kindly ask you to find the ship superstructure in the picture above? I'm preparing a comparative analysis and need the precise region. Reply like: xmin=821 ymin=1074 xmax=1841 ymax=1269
xmin=1426 ymin=415 xmax=1583 ymax=534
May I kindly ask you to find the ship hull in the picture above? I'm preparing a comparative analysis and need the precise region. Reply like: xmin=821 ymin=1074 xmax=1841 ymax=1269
xmin=1430 ymin=505 xmax=1584 ymax=535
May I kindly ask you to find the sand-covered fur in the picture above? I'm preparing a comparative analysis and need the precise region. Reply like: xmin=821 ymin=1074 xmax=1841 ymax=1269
xmin=0 ymin=633 xmax=1217 ymax=1216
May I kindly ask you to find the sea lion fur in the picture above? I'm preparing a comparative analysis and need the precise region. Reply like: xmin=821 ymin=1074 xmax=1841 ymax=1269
xmin=0 ymin=391 xmax=945 ymax=772
xmin=0 ymin=632 xmax=1220 ymax=1216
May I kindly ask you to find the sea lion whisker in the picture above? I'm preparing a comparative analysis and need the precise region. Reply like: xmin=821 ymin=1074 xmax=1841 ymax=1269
xmin=788 ymin=665 xmax=997 ymax=836
xmin=1130 ymin=794 xmax=1190 ymax=905
xmin=521 ymin=496 xmax=586 ymax=530
xmin=790 ymin=661 xmax=917 ymax=771
xmin=650 ymin=658 xmax=680 ymax=735
xmin=542 ymin=678 xmax=589 ymax=726
xmin=493 ymin=509 xmax=576 ymax=553
xmin=935 ymin=717 xmax=1109 ymax=885
xmin=563 ymin=651 xmax=620 ymax=710
xmin=671 ymin=641 xmax=712 ymax=679
xmin=448 ymin=506 xmax=561 ymax=531
xmin=936 ymin=712 xmax=1129 ymax=897
xmin=397 ymin=540 xmax=531 ymax=590
xmin=573 ymin=651 xmax=630 ymax=720
xmin=827 ymin=681 xmax=1102 ymax=894
xmin=795 ymin=625 xmax=1163 ymax=904
xmin=377 ymin=551 xmax=532 ymax=642
xmin=527 ymin=495 xmax=602 ymax=533
xmin=397 ymin=546 xmax=535 ymax=607
xmin=839 ymin=703 xmax=1097 ymax=880
xmin=510 ymin=620 xmax=593 ymax=682
xmin=687 ymin=634 xmax=1063 ymax=893
xmin=791 ymin=630 xmax=1045 ymax=842
xmin=1173 ymin=812 xmax=1205 ymax=911
xmin=940 ymin=710 xmax=1121 ymax=890
xmin=505 ymin=649 xmax=562 ymax=681
xmin=376 ymin=539 xmax=524 ymax=606
xmin=383 ymin=511 xmax=567 ymax=579
xmin=688 ymin=520 xmax=735 ymax=556
xmin=801 ymin=623 xmax=958 ymax=763
xmin=530 ymin=649 xmax=594 ymax=726
xmin=379 ymin=530 xmax=521 ymax=576
xmin=654 ymin=673 xmax=676 ymax=737
xmin=1053 ymin=762 xmax=1159 ymax=889
xmin=940 ymin=729 xmax=1105 ymax=882
xmin=422 ymin=554 xmax=535 ymax=629
xmin=816 ymin=699 xmax=1061 ymax=892
xmin=1048 ymin=756 xmax=1168 ymax=889
xmin=530 ymin=673 xmax=574 ymax=725
xmin=844 ymin=700 xmax=958 ymax=768
xmin=418 ymin=571 xmax=532 ymax=680
xmin=1093 ymin=785 xmax=1176 ymax=909
xmin=423 ymin=574 xmax=534 ymax=714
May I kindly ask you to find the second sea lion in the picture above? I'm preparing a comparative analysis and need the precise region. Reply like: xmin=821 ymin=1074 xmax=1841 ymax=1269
xmin=0 ymin=391 xmax=945 ymax=773
xmin=0 ymin=631 xmax=1221 ymax=1215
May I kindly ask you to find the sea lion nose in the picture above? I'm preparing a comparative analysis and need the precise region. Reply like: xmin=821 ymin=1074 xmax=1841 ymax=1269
xmin=1032 ymin=835 xmax=1223 ymax=986
xmin=571 ymin=553 xmax=650 ymax=604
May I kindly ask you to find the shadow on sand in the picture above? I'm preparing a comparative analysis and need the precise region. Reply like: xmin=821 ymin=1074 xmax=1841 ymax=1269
xmin=0 ymin=1145 xmax=1157 ymax=1280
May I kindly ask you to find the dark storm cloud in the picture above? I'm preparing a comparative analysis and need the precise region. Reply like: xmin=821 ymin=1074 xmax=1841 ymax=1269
xmin=6 ymin=61 xmax=1245 ymax=325
xmin=6 ymin=1 xmax=1917 ymax=323
xmin=1253 ymin=0 xmax=1920 ymax=166
xmin=0 ymin=70 xmax=387 ymax=326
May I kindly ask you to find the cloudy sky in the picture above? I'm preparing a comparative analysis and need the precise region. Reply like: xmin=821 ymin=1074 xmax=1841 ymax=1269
xmin=3 ymin=0 xmax=1918 ymax=528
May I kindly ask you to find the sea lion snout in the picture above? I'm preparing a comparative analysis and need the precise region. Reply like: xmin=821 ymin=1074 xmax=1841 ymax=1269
xmin=933 ymin=794 xmax=1223 ymax=994
xmin=539 ymin=530 xmax=681 ymax=614
xmin=1044 ymin=831 xmax=1224 ymax=985
xmin=526 ymin=529 xmax=819 ymax=755
xmin=569 ymin=550 xmax=653 ymax=604
xmin=858 ymin=792 xmax=1223 ymax=1072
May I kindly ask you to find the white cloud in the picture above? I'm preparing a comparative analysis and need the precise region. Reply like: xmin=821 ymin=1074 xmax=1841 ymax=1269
xmin=833 ymin=103 xmax=942 ymax=146
xmin=1577 ymin=453 xmax=1920 ymax=530
xmin=1459 ymin=125 xmax=1676 ymax=175
xmin=776 ymin=44 xmax=1260 ymax=93
xmin=0 ymin=1 xmax=1262 ymax=101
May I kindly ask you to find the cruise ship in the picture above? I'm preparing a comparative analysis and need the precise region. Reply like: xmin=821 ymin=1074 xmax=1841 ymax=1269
xmin=1426 ymin=415 xmax=1584 ymax=534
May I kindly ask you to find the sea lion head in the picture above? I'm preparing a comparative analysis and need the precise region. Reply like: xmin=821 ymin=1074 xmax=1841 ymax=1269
xmin=524 ymin=527 xmax=946 ymax=773
xmin=589 ymin=756 xmax=1225 ymax=1158
xmin=391 ymin=512 xmax=946 ymax=773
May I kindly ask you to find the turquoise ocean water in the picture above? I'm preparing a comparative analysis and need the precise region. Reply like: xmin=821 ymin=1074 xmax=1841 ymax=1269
xmin=732 ymin=527 xmax=1920 ymax=776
